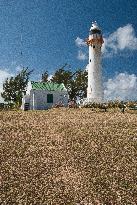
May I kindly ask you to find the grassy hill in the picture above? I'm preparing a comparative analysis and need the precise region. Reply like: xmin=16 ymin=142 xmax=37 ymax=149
xmin=0 ymin=108 xmax=136 ymax=204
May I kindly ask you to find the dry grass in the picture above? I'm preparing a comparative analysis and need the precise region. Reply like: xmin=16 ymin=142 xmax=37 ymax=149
xmin=0 ymin=108 xmax=137 ymax=205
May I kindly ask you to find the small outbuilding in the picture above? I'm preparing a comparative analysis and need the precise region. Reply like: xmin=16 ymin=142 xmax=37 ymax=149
xmin=22 ymin=81 xmax=68 ymax=110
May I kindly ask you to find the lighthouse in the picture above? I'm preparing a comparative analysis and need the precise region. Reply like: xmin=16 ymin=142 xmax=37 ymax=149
xmin=86 ymin=21 xmax=104 ymax=102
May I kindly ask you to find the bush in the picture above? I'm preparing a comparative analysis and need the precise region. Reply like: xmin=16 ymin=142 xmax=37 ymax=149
xmin=52 ymin=101 xmax=64 ymax=108
xmin=68 ymin=100 xmax=78 ymax=108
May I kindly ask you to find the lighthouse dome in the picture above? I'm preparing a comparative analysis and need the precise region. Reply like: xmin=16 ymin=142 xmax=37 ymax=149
xmin=90 ymin=21 xmax=101 ymax=34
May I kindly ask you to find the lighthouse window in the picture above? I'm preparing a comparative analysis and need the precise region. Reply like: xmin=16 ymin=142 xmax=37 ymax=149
xmin=90 ymin=59 xmax=91 ymax=62
xmin=92 ymin=29 xmax=101 ymax=34
xmin=93 ymin=45 xmax=95 ymax=48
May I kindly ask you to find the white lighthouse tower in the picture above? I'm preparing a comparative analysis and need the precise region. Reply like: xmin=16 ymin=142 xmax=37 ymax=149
xmin=86 ymin=21 xmax=104 ymax=102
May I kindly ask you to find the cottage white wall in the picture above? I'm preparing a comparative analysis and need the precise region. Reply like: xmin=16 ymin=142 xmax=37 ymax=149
xmin=21 ymin=95 xmax=30 ymax=110
xmin=29 ymin=90 xmax=68 ymax=110
xmin=25 ymin=81 xmax=32 ymax=95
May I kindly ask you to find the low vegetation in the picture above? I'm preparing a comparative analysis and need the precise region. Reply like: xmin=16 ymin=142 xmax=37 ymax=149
xmin=0 ymin=108 xmax=137 ymax=204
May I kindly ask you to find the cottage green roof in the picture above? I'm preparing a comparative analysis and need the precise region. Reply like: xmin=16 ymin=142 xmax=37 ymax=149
xmin=31 ymin=81 xmax=66 ymax=91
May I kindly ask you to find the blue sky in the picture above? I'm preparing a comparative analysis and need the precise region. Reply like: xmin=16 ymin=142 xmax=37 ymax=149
xmin=0 ymin=0 xmax=137 ymax=101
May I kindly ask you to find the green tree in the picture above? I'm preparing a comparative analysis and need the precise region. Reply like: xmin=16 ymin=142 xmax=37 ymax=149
xmin=41 ymin=71 xmax=49 ymax=82
xmin=74 ymin=69 xmax=88 ymax=99
xmin=51 ymin=64 xmax=75 ymax=98
xmin=51 ymin=64 xmax=72 ymax=87
xmin=42 ymin=64 xmax=88 ymax=100
xmin=1 ymin=68 xmax=32 ymax=107
xmin=49 ymin=64 xmax=88 ymax=100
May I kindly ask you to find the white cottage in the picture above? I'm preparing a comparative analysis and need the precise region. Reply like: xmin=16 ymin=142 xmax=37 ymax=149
xmin=22 ymin=81 xmax=68 ymax=110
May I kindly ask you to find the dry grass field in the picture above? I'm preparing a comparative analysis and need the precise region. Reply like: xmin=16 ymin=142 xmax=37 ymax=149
xmin=0 ymin=108 xmax=137 ymax=205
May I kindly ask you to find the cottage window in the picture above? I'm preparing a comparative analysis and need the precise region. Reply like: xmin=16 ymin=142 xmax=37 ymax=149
xmin=47 ymin=94 xmax=53 ymax=103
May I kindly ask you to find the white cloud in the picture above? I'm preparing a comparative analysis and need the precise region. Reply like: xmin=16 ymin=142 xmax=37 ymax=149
xmin=75 ymin=24 xmax=137 ymax=58
xmin=103 ymin=24 xmax=137 ymax=56
xmin=104 ymin=72 xmax=137 ymax=101
xmin=85 ymin=64 xmax=89 ymax=72
xmin=77 ymin=50 xmax=87 ymax=61
xmin=0 ymin=69 xmax=13 ymax=103
xmin=48 ymin=74 xmax=53 ymax=81
xmin=75 ymin=37 xmax=87 ymax=61
xmin=75 ymin=37 xmax=86 ymax=47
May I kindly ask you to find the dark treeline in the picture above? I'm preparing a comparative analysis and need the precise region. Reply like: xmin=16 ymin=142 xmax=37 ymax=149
xmin=1 ymin=64 xmax=88 ymax=107
xmin=41 ymin=64 xmax=88 ymax=101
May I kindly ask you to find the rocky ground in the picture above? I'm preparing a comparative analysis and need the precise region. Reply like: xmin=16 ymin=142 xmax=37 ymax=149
xmin=0 ymin=108 xmax=137 ymax=204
